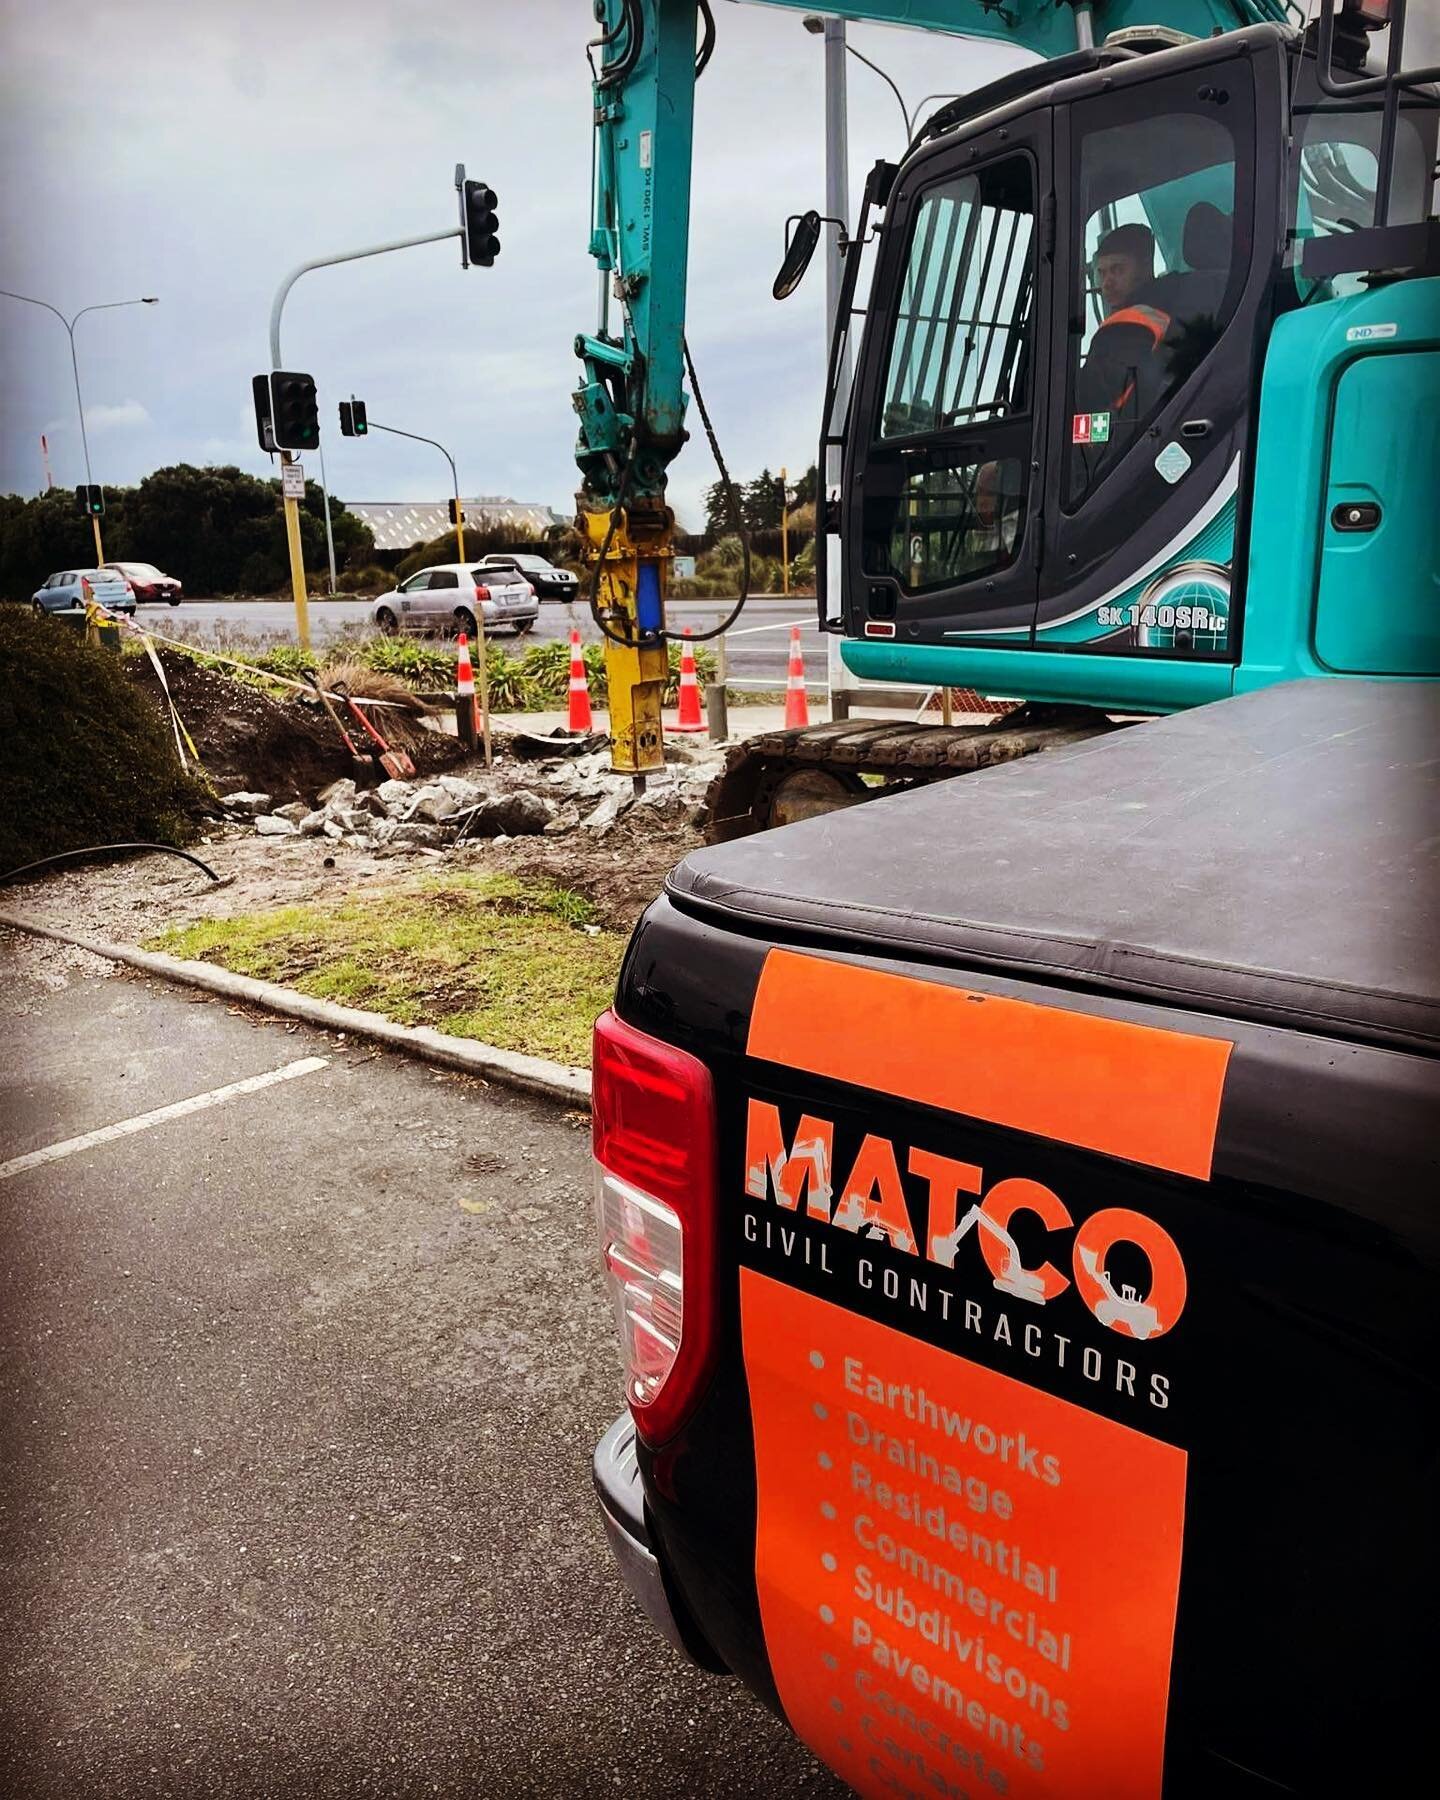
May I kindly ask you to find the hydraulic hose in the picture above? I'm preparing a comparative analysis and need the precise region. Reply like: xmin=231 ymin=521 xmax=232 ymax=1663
xmin=0 ymin=843 xmax=222 ymax=888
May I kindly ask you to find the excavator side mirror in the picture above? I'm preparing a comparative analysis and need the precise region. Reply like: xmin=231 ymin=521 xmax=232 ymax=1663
xmin=774 ymin=210 xmax=822 ymax=300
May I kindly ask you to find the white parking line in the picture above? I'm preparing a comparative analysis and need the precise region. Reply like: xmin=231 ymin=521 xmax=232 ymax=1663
xmin=0 ymin=1057 xmax=330 ymax=1182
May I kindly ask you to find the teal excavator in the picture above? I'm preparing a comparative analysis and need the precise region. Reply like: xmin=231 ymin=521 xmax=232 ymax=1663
xmin=574 ymin=1 xmax=1438 ymax=834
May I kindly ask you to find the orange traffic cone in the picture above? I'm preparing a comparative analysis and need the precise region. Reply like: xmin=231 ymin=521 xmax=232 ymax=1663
xmin=671 ymin=627 xmax=706 ymax=733
xmin=455 ymin=631 xmax=478 ymax=751
xmin=784 ymin=623 xmax=809 ymax=729
xmin=567 ymin=627 xmax=593 ymax=733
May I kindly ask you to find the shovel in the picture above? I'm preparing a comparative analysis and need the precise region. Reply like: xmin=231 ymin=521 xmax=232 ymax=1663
xmin=331 ymin=680 xmax=417 ymax=780
xmin=303 ymin=670 xmax=374 ymax=776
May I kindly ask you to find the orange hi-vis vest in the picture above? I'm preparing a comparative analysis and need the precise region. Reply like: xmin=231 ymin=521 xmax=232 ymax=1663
xmin=1097 ymin=303 xmax=1172 ymax=412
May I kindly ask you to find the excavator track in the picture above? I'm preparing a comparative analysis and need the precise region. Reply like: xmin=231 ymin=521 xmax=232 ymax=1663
xmin=702 ymin=706 xmax=1116 ymax=843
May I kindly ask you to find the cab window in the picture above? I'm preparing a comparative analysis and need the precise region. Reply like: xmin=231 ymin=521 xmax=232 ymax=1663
xmin=1292 ymin=95 xmax=1436 ymax=300
xmin=865 ymin=155 xmax=1035 ymax=594
xmin=1066 ymin=97 xmax=1244 ymax=509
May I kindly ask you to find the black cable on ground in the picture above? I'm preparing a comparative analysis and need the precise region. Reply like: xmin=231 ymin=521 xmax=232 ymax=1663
xmin=0 ymin=843 xmax=222 ymax=888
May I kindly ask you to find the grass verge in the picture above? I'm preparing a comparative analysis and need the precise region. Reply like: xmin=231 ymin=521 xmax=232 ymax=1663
xmin=144 ymin=873 xmax=624 ymax=1067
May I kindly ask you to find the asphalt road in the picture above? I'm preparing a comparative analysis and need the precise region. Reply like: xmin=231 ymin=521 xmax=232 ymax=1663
xmin=0 ymin=931 xmax=847 ymax=1800
xmin=147 ymin=594 xmax=829 ymax=687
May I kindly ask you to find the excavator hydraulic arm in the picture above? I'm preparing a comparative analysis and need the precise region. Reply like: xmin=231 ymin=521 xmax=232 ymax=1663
xmin=573 ymin=0 xmax=1288 ymax=775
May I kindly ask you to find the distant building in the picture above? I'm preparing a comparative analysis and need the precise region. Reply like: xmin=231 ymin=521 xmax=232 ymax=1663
xmin=348 ymin=496 xmax=565 ymax=552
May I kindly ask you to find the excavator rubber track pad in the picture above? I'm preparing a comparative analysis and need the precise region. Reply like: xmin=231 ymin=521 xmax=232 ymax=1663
xmin=702 ymin=714 xmax=1111 ymax=843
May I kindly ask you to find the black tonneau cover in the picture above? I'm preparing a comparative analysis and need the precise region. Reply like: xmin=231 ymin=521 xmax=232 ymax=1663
xmin=669 ymin=680 xmax=1440 ymax=1054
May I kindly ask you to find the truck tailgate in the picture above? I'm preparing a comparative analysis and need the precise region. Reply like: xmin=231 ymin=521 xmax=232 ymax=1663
xmin=610 ymin=681 xmax=1440 ymax=1798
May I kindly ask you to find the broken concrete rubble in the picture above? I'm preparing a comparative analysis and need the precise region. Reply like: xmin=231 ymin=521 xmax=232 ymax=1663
xmin=222 ymin=791 xmax=273 ymax=818
xmin=404 ymin=785 xmax=460 ymax=824
xmin=245 ymin=734 xmax=726 ymax=854
xmin=458 ymin=792 xmax=555 ymax=838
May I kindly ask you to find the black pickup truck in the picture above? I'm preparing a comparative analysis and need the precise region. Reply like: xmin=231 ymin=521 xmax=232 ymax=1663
xmin=590 ymin=679 xmax=1438 ymax=1800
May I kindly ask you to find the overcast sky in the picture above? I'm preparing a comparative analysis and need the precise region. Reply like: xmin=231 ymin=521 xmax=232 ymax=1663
xmin=0 ymin=1 xmax=1028 ymax=533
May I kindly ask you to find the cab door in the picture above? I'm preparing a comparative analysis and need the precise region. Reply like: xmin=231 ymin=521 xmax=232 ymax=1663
xmin=845 ymin=109 xmax=1053 ymax=645
xmin=1038 ymin=40 xmax=1282 ymax=660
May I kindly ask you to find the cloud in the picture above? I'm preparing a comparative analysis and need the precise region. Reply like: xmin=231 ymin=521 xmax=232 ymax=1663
xmin=1 ymin=0 xmax=1022 ymax=530
xmin=84 ymin=400 xmax=152 ymax=433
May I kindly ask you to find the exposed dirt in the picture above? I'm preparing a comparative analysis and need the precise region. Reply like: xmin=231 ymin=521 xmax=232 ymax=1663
xmin=124 ymin=647 xmax=467 ymax=804
xmin=1 ymin=812 xmax=702 ymax=948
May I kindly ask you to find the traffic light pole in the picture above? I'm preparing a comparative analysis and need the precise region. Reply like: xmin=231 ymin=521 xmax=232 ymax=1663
xmin=365 ymin=419 xmax=491 ymax=768
xmin=281 ymin=456 xmax=311 ymax=650
xmin=316 ymin=438 xmax=338 ymax=596
xmin=267 ymin=224 xmax=463 ymax=650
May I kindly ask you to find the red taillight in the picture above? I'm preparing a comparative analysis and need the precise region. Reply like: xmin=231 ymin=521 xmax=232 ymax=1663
xmin=592 ymin=1008 xmax=717 ymax=1447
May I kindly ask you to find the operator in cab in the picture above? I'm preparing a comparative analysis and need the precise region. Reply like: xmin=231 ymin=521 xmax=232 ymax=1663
xmin=1079 ymin=223 xmax=1173 ymax=416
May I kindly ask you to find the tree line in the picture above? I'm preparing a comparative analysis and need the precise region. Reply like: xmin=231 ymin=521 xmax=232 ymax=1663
xmin=0 ymin=465 xmax=376 ymax=601
xmin=702 ymin=463 xmax=818 ymax=539
xmin=0 ymin=458 xmax=823 ymax=602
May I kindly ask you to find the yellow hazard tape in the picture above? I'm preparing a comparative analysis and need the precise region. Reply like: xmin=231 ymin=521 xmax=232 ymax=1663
xmin=91 ymin=606 xmax=417 ymax=715
xmin=139 ymin=631 xmax=202 ymax=772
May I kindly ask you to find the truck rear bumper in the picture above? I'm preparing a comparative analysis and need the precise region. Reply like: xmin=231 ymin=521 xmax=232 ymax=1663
xmin=592 ymin=1413 xmax=714 ymax=1670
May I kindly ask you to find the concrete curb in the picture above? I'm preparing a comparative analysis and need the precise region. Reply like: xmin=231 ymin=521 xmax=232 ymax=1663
xmin=0 ymin=910 xmax=591 ymax=1110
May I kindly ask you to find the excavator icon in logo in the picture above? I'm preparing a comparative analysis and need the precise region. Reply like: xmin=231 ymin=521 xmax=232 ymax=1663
xmin=930 ymin=1205 xmax=1047 ymax=1306
xmin=1077 ymin=1244 xmax=1161 ymax=1339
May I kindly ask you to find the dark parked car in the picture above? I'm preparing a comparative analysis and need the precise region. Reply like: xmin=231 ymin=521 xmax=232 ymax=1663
xmin=102 ymin=560 xmax=183 ymax=604
xmin=476 ymin=552 xmax=579 ymax=601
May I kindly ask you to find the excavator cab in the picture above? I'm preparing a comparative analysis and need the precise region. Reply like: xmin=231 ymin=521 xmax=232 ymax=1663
xmin=814 ymin=14 xmax=1437 ymax=708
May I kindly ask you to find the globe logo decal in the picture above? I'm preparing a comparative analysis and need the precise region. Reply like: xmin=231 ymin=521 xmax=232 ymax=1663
xmin=1135 ymin=560 xmax=1231 ymax=652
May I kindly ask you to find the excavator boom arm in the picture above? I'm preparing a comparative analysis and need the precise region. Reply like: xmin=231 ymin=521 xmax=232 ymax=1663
xmin=574 ymin=0 xmax=1291 ymax=779
xmin=575 ymin=0 xmax=1286 ymax=503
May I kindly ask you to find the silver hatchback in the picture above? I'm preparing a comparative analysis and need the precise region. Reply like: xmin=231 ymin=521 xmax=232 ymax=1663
xmin=372 ymin=563 xmax=537 ymax=638
xmin=32 ymin=567 xmax=136 ymax=614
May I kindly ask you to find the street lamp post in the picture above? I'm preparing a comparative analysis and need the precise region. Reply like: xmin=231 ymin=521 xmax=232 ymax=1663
xmin=0 ymin=290 xmax=158 ymax=565
xmin=799 ymin=20 xmax=961 ymax=720
xmin=801 ymin=15 xmax=959 ymax=141
xmin=365 ymin=417 xmax=492 ymax=769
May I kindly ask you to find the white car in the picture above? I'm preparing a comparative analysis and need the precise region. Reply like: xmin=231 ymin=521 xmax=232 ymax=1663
xmin=372 ymin=563 xmax=538 ymax=638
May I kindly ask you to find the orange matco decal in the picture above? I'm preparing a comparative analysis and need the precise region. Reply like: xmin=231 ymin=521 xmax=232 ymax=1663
xmin=741 ymin=1268 xmax=1187 ymax=1800
xmin=747 ymin=950 xmax=1233 ymax=1181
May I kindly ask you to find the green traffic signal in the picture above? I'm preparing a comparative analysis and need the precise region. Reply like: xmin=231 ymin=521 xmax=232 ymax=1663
xmin=269 ymin=371 xmax=319 ymax=453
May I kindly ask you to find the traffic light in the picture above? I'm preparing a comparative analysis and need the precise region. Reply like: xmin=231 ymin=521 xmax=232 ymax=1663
xmin=252 ymin=373 xmax=275 ymax=453
xmin=462 ymin=180 xmax=500 ymax=267
xmin=268 ymin=371 xmax=320 ymax=453
xmin=75 ymin=484 xmax=103 ymax=517
xmin=448 ymin=497 xmax=461 ymax=525
xmin=339 ymin=398 xmax=368 ymax=438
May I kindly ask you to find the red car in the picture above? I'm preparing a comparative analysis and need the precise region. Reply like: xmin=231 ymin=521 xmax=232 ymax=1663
xmin=102 ymin=560 xmax=182 ymax=605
